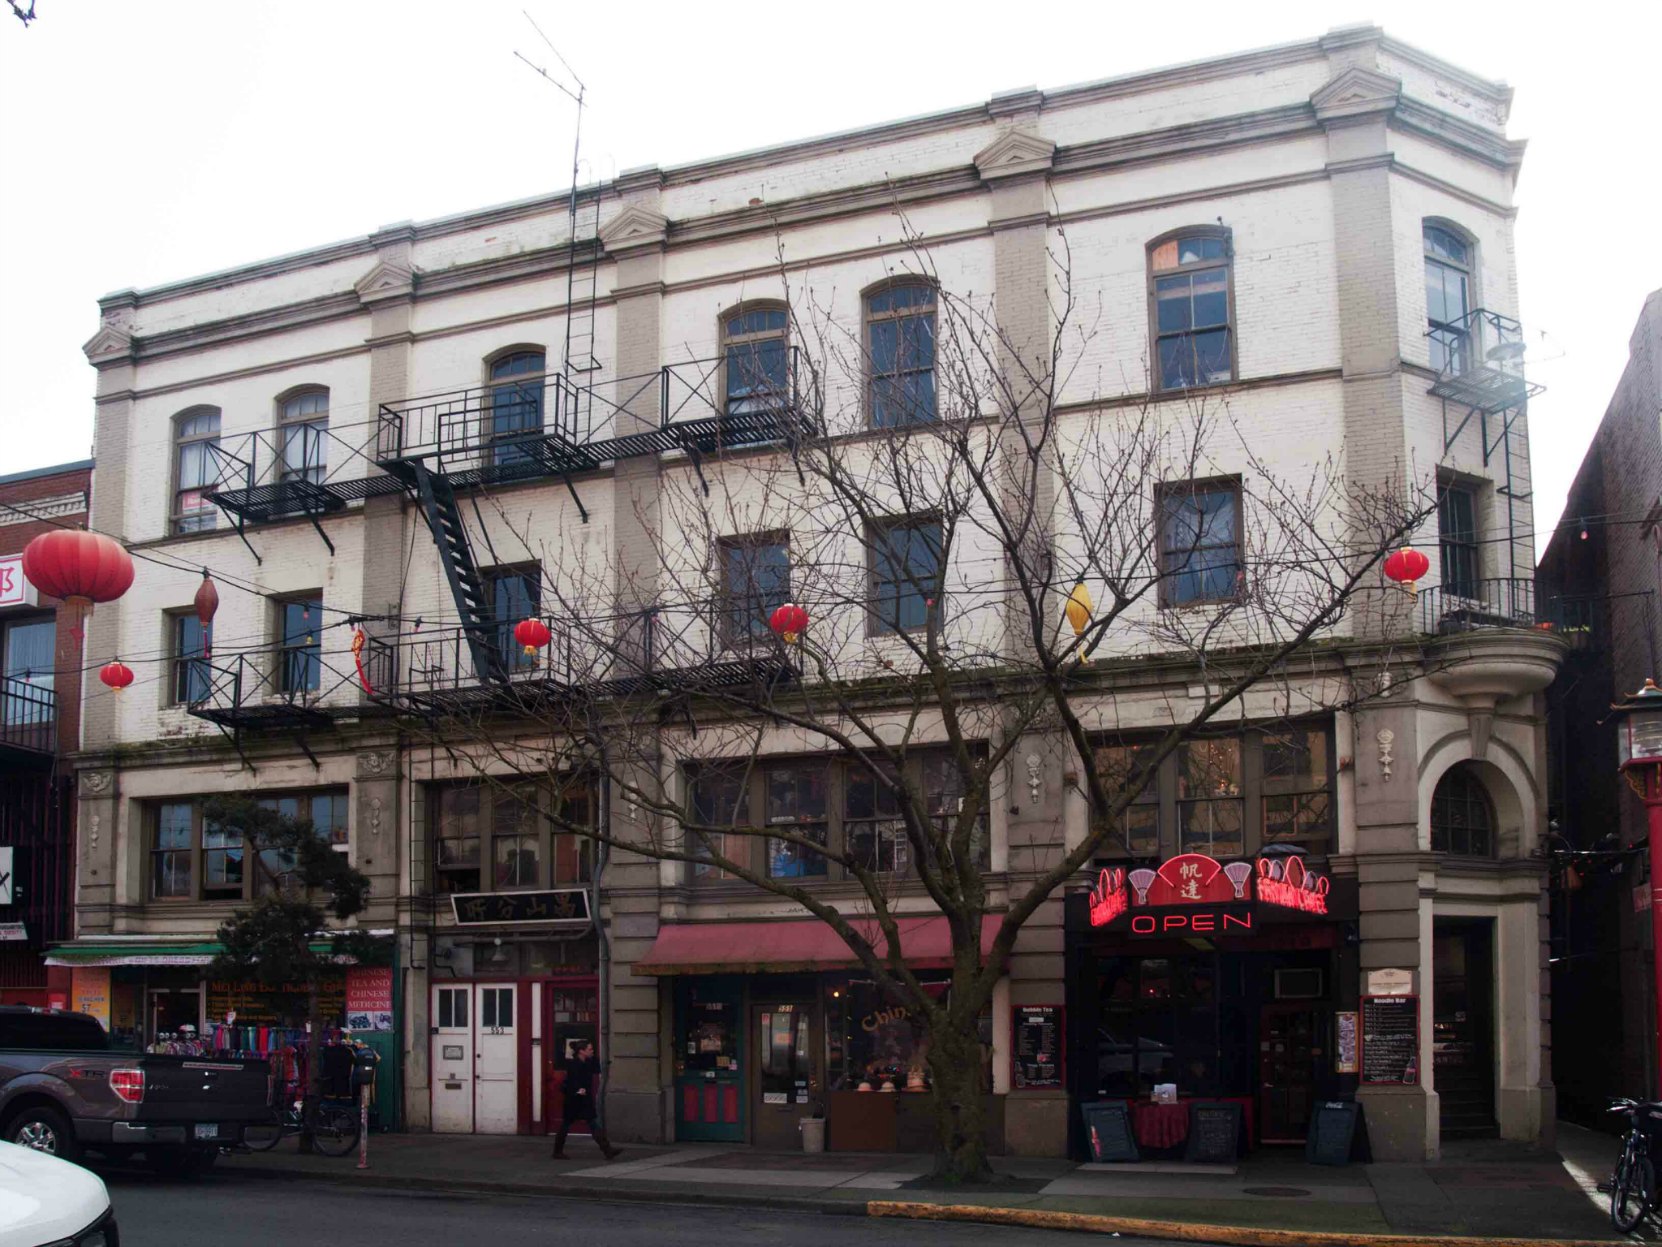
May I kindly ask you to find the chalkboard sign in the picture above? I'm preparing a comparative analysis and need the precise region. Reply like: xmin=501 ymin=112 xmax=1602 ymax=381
xmin=1305 ymin=1099 xmax=1363 ymax=1166
xmin=1184 ymin=1101 xmax=1242 ymax=1163
xmin=1012 ymin=1004 xmax=1064 ymax=1089
xmin=1360 ymin=994 xmax=1419 ymax=1085
xmin=1081 ymin=1100 xmax=1139 ymax=1163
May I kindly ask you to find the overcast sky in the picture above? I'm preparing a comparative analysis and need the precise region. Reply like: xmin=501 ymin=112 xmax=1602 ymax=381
xmin=1 ymin=1 xmax=1656 ymax=557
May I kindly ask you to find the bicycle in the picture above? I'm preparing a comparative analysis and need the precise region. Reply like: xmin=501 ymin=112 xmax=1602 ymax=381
xmin=242 ymin=1089 xmax=360 ymax=1158
xmin=1608 ymin=1098 xmax=1662 ymax=1232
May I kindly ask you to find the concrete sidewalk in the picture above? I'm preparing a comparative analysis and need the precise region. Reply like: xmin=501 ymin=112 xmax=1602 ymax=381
xmin=217 ymin=1128 xmax=1626 ymax=1243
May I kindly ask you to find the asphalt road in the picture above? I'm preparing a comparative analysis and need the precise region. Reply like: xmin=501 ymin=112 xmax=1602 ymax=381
xmin=100 ymin=1170 xmax=1211 ymax=1247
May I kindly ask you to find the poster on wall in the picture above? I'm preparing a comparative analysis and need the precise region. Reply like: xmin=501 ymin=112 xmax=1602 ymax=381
xmin=345 ymin=966 xmax=394 ymax=1032
xmin=1011 ymin=1004 xmax=1064 ymax=1089
xmin=71 ymin=967 xmax=111 ymax=1028
xmin=207 ymin=977 xmax=346 ymax=1027
xmin=1360 ymin=995 xmax=1418 ymax=1084
xmin=1334 ymin=1011 xmax=1359 ymax=1075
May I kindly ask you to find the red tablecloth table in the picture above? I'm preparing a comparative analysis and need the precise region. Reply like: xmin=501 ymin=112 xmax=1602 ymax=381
xmin=1116 ymin=1097 xmax=1256 ymax=1152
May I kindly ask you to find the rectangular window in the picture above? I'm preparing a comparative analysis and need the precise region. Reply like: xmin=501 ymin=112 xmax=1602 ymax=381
xmin=868 ymin=285 xmax=937 ymax=427
xmin=1260 ymin=728 xmax=1334 ymax=854
xmin=174 ymin=410 xmax=221 ymax=534
xmin=689 ymin=765 xmax=752 ymax=880
xmin=492 ymin=786 xmax=542 ymax=890
xmin=919 ymin=753 xmax=988 ymax=869
xmin=253 ymin=791 xmax=348 ymax=897
xmin=489 ymin=352 xmax=546 ymax=467
xmin=1094 ymin=742 xmax=1161 ymax=857
xmin=765 ymin=764 xmax=828 ymax=878
xmin=487 ymin=567 xmax=541 ymax=672
xmin=869 ymin=517 xmax=943 ymax=635
xmin=1158 ymin=481 xmax=1241 ymax=607
xmin=845 ymin=761 xmax=908 ymax=874
xmin=2 ymin=617 xmax=55 ymax=737
xmin=152 ymin=802 xmax=194 ymax=899
xmin=171 ymin=613 xmax=210 ymax=705
xmin=719 ymin=535 xmax=790 ymax=646
xmin=434 ymin=786 xmax=482 ymax=895
xmin=276 ymin=596 xmax=322 ymax=694
xmin=724 ymin=308 xmax=790 ymax=417
xmin=1151 ymin=234 xmax=1233 ymax=391
xmin=201 ymin=813 xmax=244 ymax=900
xmin=1438 ymin=482 xmax=1480 ymax=599
xmin=1177 ymin=738 xmax=1243 ymax=857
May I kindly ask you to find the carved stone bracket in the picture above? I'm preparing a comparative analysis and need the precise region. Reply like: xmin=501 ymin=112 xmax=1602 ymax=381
xmin=80 ymin=770 xmax=114 ymax=797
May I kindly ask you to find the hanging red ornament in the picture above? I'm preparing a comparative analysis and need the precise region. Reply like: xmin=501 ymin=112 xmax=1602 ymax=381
xmin=513 ymin=617 xmax=551 ymax=657
xmin=99 ymin=660 xmax=135 ymax=692
xmin=1382 ymin=547 xmax=1431 ymax=598
xmin=193 ymin=570 xmax=220 ymax=658
xmin=21 ymin=530 xmax=136 ymax=642
xmin=351 ymin=627 xmax=375 ymax=695
xmin=769 ymin=602 xmax=809 ymax=644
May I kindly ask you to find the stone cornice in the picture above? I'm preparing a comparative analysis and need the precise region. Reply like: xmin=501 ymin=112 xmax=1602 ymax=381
xmin=1311 ymin=66 xmax=1403 ymax=125
xmin=1392 ymin=95 xmax=1526 ymax=170
xmin=973 ymin=130 xmax=1056 ymax=182
xmin=598 ymin=203 xmax=670 ymax=253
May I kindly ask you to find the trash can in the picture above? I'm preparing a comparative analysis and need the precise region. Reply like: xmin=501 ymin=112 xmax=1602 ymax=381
xmin=800 ymin=1117 xmax=826 ymax=1153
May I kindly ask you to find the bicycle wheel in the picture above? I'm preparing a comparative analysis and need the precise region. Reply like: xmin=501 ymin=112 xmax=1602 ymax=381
xmin=1611 ymin=1143 xmax=1653 ymax=1232
xmin=241 ymin=1119 xmax=285 ymax=1152
xmin=308 ymin=1105 xmax=360 ymax=1158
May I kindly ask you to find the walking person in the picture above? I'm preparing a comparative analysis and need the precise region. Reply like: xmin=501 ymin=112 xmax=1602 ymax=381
xmin=552 ymin=1040 xmax=620 ymax=1160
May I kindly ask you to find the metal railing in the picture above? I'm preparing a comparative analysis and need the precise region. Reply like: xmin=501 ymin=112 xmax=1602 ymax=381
xmin=1416 ymin=577 xmax=1536 ymax=634
xmin=185 ymin=639 xmax=393 ymax=728
xmin=0 ymin=676 xmax=56 ymax=755
xmin=1425 ymin=308 xmax=1543 ymax=414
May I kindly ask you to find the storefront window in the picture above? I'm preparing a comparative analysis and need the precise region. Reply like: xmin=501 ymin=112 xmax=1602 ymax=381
xmin=766 ymin=765 xmax=828 ymax=878
xmin=1095 ymin=955 xmax=1218 ymax=1098
xmin=1095 ymin=742 xmax=1161 ymax=857
xmin=1261 ymin=728 xmax=1334 ymax=853
xmin=1178 ymin=739 xmax=1243 ymax=857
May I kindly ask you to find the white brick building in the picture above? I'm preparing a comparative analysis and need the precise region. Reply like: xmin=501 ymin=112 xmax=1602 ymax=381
xmin=63 ymin=25 xmax=1561 ymax=1161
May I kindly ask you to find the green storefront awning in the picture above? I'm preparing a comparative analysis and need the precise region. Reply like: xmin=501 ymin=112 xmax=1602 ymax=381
xmin=46 ymin=936 xmax=382 ymax=968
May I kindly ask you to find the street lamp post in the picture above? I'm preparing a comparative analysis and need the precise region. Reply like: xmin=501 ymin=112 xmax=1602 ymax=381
xmin=1614 ymin=679 xmax=1662 ymax=1085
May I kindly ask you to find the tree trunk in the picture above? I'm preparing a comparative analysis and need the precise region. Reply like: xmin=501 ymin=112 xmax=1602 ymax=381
xmin=298 ymin=984 xmax=322 ymax=1153
xmin=924 ymin=1012 xmax=992 ymax=1183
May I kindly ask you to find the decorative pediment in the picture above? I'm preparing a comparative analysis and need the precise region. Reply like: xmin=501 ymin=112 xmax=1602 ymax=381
xmin=81 ymin=325 xmax=133 ymax=365
xmin=1311 ymin=67 xmax=1403 ymax=124
xmin=354 ymin=259 xmax=415 ymax=305
xmin=973 ymin=129 xmax=1056 ymax=182
xmin=598 ymin=204 xmax=669 ymax=253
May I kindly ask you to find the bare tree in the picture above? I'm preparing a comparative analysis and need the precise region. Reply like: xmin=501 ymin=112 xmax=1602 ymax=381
xmin=395 ymin=232 xmax=1431 ymax=1182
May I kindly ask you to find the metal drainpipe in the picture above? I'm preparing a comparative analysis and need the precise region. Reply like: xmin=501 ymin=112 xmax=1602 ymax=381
xmin=593 ymin=775 xmax=612 ymax=1126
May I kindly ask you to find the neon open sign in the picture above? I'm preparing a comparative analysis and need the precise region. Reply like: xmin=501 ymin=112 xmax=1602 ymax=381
xmin=1129 ymin=909 xmax=1253 ymax=935
xmin=1087 ymin=851 xmax=1329 ymax=929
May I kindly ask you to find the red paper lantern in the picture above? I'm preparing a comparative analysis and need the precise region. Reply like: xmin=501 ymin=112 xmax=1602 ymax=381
xmin=194 ymin=571 xmax=220 ymax=658
xmin=21 ymin=530 xmax=134 ymax=606
xmin=769 ymin=602 xmax=808 ymax=644
xmin=513 ymin=617 xmax=551 ymax=657
xmin=1383 ymin=547 xmax=1431 ymax=597
xmin=99 ymin=660 xmax=135 ymax=692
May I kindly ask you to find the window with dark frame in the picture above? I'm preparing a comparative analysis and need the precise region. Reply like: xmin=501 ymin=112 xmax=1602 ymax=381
xmin=1158 ymin=480 xmax=1242 ymax=607
xmin=1094 ymin=742 xmax=1162 ymax=857
xmin=430 ymin=781 xmax=594 ymax=896
xmin=1260 ymin=727 xmax=1335 ymax=851
xmin=867 ymin=283 xmax=937 ymax=427
xmin=173 ymin=408 xmax=221 ymax=534
xmin=766 ymin=764 xmax=829 ymax=879
xmin=688 ymin=764 xmax=753 ymax=880
xmin=1424 ymin=225 xmax=1472 ymax=375
xmin=486 ymin=566 xmax=541 ymax=672
xmin=148 ymin=791 xmax=348 ymax=903
xmin=170 ymin=613 xmax=210 ymax=705
xmin=253 ymin=791 xmax=349 ymax=898
xmin=1431 ymin=764 xmax=1494 ymax=856
xmin=488 ymin=350 xmax=546 ymax=466
xmin=1150 ymin=232 xmax=1233 ymax=391
xmin=278 ymin=389 xmax=329 ymax=485
xmin=152 ymin=802 xmax=193 ymax=899
xmin=434 ymin=786 xmax=482 ymax=895
xmin=1438 ymin=480 xmax=1481 ymax=599
xmin=723 ymin=306 xmax=790 ymax=417
xmin=1178 ymin=738 xmax=1244 ymax=858
xmin=276 ymin=595 xmax=322 ymax=694
xmin=718 ymin=534 xmax=790 ymax=647
xmin=869 ymin=517 xmax=943 ymax=634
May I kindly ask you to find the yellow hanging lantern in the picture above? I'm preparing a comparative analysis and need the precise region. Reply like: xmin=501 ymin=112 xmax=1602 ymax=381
xmin=1065 ymin=581 xmax=1094 ymax=662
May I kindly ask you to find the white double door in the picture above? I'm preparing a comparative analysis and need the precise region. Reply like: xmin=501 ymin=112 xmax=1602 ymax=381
xmin=431 ymin=982 xmax=519 ymax=1134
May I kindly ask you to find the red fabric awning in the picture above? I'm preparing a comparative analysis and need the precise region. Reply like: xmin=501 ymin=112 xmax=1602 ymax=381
xmin=632 ymin=914 xmax=1002 ymax=976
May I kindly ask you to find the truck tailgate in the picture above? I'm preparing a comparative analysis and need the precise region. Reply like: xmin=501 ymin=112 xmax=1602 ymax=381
xmin=133 ymin=1056 xmax=272 ymax=1123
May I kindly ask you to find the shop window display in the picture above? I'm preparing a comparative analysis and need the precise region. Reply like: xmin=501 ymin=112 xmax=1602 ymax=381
xmin=826 ymin=976 xmax=991 ymax=1094
xmin=1095 ymin=955 xmax=1219 ymax=1099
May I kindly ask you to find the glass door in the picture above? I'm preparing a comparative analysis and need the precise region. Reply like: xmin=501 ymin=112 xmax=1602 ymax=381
xmin=675 ymin=980 xmax=743 ymax=1142
xmin=1259 ymin=1003 xmax=1320 ymax=1143
xmin=752 ymin=1002 xmax=816 ymax=1149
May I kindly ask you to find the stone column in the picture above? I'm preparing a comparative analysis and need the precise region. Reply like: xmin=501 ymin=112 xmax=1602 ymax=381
xmin=73 ymin=766 xmax=120 ymax=937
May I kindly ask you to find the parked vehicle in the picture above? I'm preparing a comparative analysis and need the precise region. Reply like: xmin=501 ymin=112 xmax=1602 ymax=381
xmin=0 ymin=1138 xmax=119 ymax=1245
xmin=0 ymin=1006 xmax=271 ymax=1177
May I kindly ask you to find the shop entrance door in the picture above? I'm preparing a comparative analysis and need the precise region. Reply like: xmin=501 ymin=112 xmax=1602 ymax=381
xmin=431 ymin=985 xmax=474 ymax=1133
xmin=752 ymin=1002 xmax=815 ymax=1150
xmin=676 ymin=980 xmax=743 ymax=1143
xmin=1433 ymin=920 xmax=1496 ymax=1137
xmin=1259 ymin=1004 xmax=1319 ymax=1143
xmin=475 ymin=983 xmax=518 ymax=1133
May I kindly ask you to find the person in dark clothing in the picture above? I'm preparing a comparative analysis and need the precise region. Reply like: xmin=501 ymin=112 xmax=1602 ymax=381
xmin=553 ymin=1041 xmax=620 ymax=1160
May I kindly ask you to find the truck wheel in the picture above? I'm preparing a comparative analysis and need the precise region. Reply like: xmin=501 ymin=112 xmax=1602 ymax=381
xmin=4 ymin=1105 xmax=80 ymax=1162
xmin=147 ymin=1146 xmax=218 ymax=1178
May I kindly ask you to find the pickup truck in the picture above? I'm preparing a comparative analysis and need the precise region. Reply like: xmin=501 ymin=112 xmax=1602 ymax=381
xmin=0 ymin=1005 xmax=273 ymax=1176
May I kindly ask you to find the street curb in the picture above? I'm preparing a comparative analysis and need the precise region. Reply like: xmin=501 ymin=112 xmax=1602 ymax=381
xmin=214 ymin=1160 xmax=863 ymax=1215
xmin=866 ymin=1200 xmax=1622 ymax=1246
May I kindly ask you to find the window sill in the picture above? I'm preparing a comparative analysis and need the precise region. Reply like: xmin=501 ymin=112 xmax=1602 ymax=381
xmin=1151 ymin=377 xmax=1236 ymax=398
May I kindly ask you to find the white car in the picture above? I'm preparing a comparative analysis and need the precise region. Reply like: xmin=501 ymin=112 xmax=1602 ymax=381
xmin=0 ymin=1140 xmax=118 ymax=1247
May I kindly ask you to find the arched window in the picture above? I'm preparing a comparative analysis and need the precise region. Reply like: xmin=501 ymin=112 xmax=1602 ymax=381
xmin=1424 ymin=223 xmax=1473 ymax=374
xmin=1149 ymin=229 xmax=1234 ymax=391
xmin=487 ymin=349 xmax=546 ymax=466
xmin=278 ymin=388 xmax=329 ymax=486
xmin=173 ymin=407 xmax=221 ymax=534
xmin=1431 ymin=763 xmax=1494 ymax=856
xmin=865 ymin=281 xmax=936 ymax=427
xmin=721 ymin=303 xmax=790 ymax=417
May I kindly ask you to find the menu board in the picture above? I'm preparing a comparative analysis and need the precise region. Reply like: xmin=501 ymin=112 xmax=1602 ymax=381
xmin=1360 ymin=995 xmax=1418 ymax=1085
xmin=1080 ymin=1100 xmax=1139 ymax=1163
xmin=1335 ymin=1011 xmax=1359 ymax=1075
xmin=1011 ymin=1004 xmax=1064 ymax=1089
xmin=1185 ymin=1101 xmax=1242 ymax=1163
xmin=1306 ymin=1099 xmax=1362 ymax=1166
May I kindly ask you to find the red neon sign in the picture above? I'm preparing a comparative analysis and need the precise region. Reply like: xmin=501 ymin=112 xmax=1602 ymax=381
xmin=1088 ymin=867 xmax=1128 ymax=928
xmin=1129 ymin=909 xmax=1254 ymax=935
xmin=1255 ymin=855 xmax=1330 ymax=915
xmin=1090 ymin=852 xmax=1331 ymax=928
